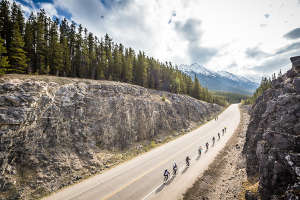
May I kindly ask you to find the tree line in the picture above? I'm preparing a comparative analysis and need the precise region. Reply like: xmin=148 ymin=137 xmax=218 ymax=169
xmin=0 ymin=0 xmax=227 ymax=106
xmin=242 ymin=72 xmax=280 ymax=105
xmin=212 ymin=91 xmax=249 ymax=104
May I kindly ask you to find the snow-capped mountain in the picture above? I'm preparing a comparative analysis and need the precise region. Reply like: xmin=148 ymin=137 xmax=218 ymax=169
xmin=179 ymin=63 xmax=259 ymax=94
xmin=178 ymin=63 xmax=217 ymax=76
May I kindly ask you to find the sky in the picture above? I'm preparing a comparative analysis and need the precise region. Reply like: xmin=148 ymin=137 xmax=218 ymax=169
xmin=14 ymin=0 xmax=300 ymax=82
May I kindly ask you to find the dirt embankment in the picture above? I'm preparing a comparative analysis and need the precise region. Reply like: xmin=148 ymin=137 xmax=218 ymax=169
xmin=183 ymin=105 xmax=251 ymax=200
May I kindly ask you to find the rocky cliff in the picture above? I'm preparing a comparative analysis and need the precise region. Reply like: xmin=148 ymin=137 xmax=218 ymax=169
xmin=0 ymin=75 xmax=222 ymax=199
xmin=243 ymin=56 xmax=300 ymax=199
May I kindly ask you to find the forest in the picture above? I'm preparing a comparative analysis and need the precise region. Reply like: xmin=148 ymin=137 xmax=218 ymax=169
xmin=0 ymin=0 xmax=228 ymax=106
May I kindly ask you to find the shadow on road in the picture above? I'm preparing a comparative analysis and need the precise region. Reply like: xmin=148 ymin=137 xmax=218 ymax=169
xmin=205 ymin=149 xmax=208 ymax=153
xmin=181 ymin=166 xmax=189 ymax=174
xmin=196 ymin=154 xmax=201 ymax=160
xmin=168 ymin=175 xmax=175 ymax=184
xmin=155 ymin=175 xmax=176 ymax=193
xmin=155 ymin=183 xmax=165 ymax=193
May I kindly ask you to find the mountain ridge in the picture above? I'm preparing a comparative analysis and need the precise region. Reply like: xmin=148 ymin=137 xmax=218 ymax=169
xmin=178 ymin=63 xmax=259 ymax=95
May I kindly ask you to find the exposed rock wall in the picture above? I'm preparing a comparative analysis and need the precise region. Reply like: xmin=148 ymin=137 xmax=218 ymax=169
xmin=243 ymin=57 xmax=300 ymax=199
xmin=0 ymin=75 xmax=221 ymax=199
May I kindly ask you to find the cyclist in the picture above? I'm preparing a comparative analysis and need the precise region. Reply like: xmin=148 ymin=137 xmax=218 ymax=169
xmin=212 ymin=136 xmax=215 ymax=145
xmin=218 ymin=132 xmax=220 ymax=140
xmin=173 ymin=162 xmax=178 ymax=175
xmin=206 ymin=142 xmax=209 ymax=150
xmin=164 ymin=169 xmax=170 ymax=182
xmin=198 ymin=146 xmax=203 ymax=156
xmin=186 ymin=156 xmax=191 ymax=167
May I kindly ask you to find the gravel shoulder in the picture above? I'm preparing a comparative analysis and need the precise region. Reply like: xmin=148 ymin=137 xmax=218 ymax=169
xmin=182 ymin=105 xmax=250 ymax=200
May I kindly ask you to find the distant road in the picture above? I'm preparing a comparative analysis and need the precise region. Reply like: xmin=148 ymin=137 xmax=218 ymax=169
xmin=44 ymin=104 xmax=240 ymax=200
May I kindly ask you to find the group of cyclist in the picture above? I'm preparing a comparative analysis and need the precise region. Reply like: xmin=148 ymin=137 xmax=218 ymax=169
xmin=163 ymin=156 xmax=190 ymax=182
xmin=163 ymin=126 xmax=227 ymax=183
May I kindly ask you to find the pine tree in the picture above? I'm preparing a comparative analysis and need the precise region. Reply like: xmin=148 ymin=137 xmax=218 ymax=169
xmin=49 ymin=19 xmax=63 ymax=75
xmin=35 ymin=9 xmax=47 ymax=73
xmin=0 ymin=0 xmax=11 ymax=53
xmin=192 ymin=75 xmax=201 ymax=99
xmin=94 ymin=37 xmax=104 ymax=80
xmin=112 ymin=44 xmax=122 ymax=81
xmin=11 ymin=2 xmax=24 ymax=36
xmin=69 ymin=21 xmax=76 ymax=76
xmin=104 ymin=33 xmax=113 ymax=79
xmin=74 ymin=24 xmax=83 ymax=77
xmin=87 ymin=32 xmax=96 ymax=78
xmin=0 ymin=36 xmax=9 ymax=73
xmin=24 ymin=12 xmax=36 ymax=73
xmin=135 ymin=51 xmax=148 ymax=86
xmin=96 ymin=39 xmax=105 ymax=79
xmin=60 ymin=18 xmax=71 ymax=76
xmin=61 ymin=36 xmax=71 ymax=76
xmin=80 ymin=28 xmax=89 ymax=77
xmin=8 ymin=23 xmax=27 ymax=73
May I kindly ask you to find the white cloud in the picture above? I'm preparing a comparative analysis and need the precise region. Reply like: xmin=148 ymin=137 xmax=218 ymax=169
xmin=17 ymin=0 xmax=300 ymax=78
xmin=40 ymin=3 xmax=58 ymax=17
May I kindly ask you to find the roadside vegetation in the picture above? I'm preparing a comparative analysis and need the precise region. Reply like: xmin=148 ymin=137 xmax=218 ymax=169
xmin=242 ymin=72 xmax=280 ymax=105
xmin=0 ymin=0 xmax=228 ymax=106
xmin=212 ymin=91 xmax=249 ymax=104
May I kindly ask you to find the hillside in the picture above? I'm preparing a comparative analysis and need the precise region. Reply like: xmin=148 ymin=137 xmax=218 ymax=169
xmin=0 ymin=74 xmax=222 ymax=200
xmin=178 ymin=64 xmax=259 ymax=95
xmin=243 ymin=56 xmax=300 ymax=199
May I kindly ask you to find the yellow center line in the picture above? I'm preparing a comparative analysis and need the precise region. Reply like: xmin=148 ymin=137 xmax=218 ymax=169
xmin=101 ymin=130 xmax=213 ymax=200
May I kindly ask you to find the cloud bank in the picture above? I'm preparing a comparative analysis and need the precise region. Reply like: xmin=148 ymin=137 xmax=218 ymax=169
xmin=14 ymin=0 xmax=300 ymax=79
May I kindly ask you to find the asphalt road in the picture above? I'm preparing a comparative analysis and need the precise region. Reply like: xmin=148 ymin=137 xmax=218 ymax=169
xmin=44 ymin=104 xmax=240 ymax=200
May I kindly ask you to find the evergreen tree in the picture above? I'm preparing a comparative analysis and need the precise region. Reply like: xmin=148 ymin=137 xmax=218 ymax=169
xmin=87 ymin=32 xmax=96 ymax=78
xmin=135 ymin=51 xmax=148 ymax=86
xmin=74 ymin=24 xmax=83 ymax=77
xmin=0 ymin=36 xmax=9 ymax=73
xmin=112 ymin=44 xmax=122 ymax=81
xmin=8 ymin=23 xmax=27 ymax=73
xmin=104 ymin=33 xmax=113 ymax=79
xmin=80 ymin=28 xmax=89 ymax=77
xmin=0 ymin=0 xmax=11 ymax=53
xmin=49 ymin=19 xmax=63 ymax=75
xmin=192 ymin=75 xmax=201 ymax=99
xmin=69 ymin=21 xmax=76 ymax=76
xmin=98 ymin=39 xmax=107 ymax=79
xmin=24 ymin=12 xmax=36 ymax=73
xmin=11 ymin=2 xmax=24 ymax=36
xmin=35 ymin=9 xmax=47 ymax=73
xmin=60 ymin=18 xmax=71 ymax=76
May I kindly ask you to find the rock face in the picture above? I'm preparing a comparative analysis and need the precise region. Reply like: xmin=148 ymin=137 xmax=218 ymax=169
xmin=0 ymin=75 xmax=222 ymax=199
xmin=291 ymin=56 xmax=300 ymax=73
xmin=243 ymin=60 xmax=300 ymax=199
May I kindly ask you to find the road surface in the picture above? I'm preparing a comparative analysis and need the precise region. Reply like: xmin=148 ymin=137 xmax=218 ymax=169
xmin=44 ymin=104 xmax=240 ymax=200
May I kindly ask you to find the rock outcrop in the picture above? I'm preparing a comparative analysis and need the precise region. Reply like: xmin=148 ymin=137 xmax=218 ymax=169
xmin=243 ymin=57 xmax=300 ymax=199
xmin=0 ymin=75 xmax=222 ymax=199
